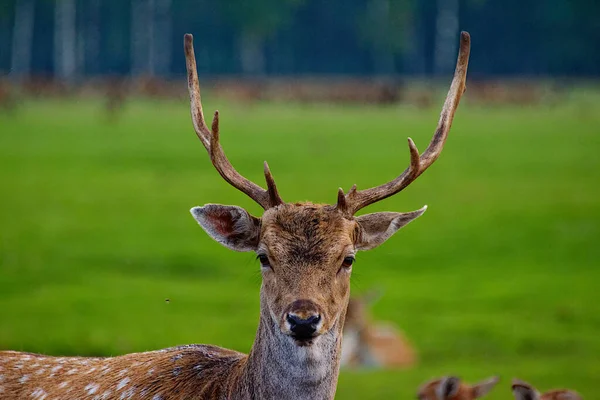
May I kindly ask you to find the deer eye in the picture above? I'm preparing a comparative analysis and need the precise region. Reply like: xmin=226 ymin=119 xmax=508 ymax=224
xmin=257 ymin=254 xmax=271 ymax=269
xmin=341 ymin=256 xmax=355 ymax=270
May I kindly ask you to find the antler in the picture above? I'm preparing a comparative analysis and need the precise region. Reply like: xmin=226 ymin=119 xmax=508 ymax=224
xmin=184 ymin=34 xmax=283 ymax=209
xmin=336 ymin=31 xmax=471 ymax=216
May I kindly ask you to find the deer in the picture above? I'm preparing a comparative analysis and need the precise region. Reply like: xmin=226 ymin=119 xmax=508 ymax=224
xmin=340 ymin=290 xmax=417 ymax=369
xmin=417 ymin=376 xmax=500 ymax=400
xmin=0 ymin=31 xmax=470 ymax=400
xmin=512 ymin=379 xmax=583 ymax=400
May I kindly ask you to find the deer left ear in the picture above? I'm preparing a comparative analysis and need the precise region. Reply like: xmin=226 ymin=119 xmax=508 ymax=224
xmin=191 ymin=204 xmax=261 ymax=252
xmin=354 ymin=206 xmax=427 ymax=251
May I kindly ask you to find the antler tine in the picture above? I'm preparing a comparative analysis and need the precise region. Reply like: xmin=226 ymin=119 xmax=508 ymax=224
xmin=337 ymin=31 xmax=471 ymax=216
xmin=184 ymin=34 xmax=283 ymax=209
xmin=263 ymin=161 xmax=284 ymax=207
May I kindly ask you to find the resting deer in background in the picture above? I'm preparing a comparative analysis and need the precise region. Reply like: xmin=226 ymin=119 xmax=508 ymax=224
xmin=0 ymin=32 xmax=470 ymax=399
xmin=341 ymin=290 xmax=417 ymax=369
xmin=417 ymin=376 xmax=499 ymax=400
xmin=512 ymin=379 xmax=583 ymax=400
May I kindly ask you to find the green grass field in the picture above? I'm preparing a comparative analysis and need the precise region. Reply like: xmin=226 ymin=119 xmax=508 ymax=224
xmin=1 ymin=95 xmax=599 ymax=399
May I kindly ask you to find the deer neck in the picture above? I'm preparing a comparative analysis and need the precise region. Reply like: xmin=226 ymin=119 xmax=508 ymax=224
xmin=235 ymin=290 xmax=345 ymax=400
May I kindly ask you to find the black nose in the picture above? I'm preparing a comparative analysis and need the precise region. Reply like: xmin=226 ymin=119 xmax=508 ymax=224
xmin=286 ymin=313 xmax=321 ymax=339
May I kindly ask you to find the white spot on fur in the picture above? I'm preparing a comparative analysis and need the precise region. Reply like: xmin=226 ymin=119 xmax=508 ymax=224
xmin=87 ymin=367 xmax=97 ymax=374
xmin=117 ymin=368 xmax=129 ymax=377
xmin=100 ymin=389 xmax=112 ymax=399
xmin=31 ymin=363 xmax=39 ymax=368
xmin=119 ymin=387 xmax=135 ymax=399
xmin=152 ymin=395 xmax=163 ymax=400
xmin=36 ymin=369 xmax=46 ymax=375
xmin=0 ymin=374 xmax=4 ymax=382
xmin=147 ymin=368 xmax=154 ymax=376
xmin=66 ymin=368 xmax=77 ymax=375
xmin=85 ymin=383 xmax=100 ymax=395
xmin=116 ymin=377 xmax=130 ymax=390
xmin=51 ymin=365 xmax=62 ymax=373
xmin=58 ymin=381 xmax=69 ymax=389
xmin=31 ymin=388 xmax=47 ymax=399
xmin=19 ymin=374 xmax=29 ymax=383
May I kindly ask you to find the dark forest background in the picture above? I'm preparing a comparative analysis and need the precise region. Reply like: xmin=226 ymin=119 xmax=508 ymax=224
xmin=1 ymin=0 xmax=599 ymax=79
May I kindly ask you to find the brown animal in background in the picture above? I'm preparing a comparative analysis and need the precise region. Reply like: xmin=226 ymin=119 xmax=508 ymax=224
xmin=512 ymin=379 xmax=582 ymax=400
xmin=341 ymin=290 xmax=417 ymax=368
xmin=0 ymin=31 xmax=470 ymax=400
xmin=418 ymin=376 xmax=499 ymax=400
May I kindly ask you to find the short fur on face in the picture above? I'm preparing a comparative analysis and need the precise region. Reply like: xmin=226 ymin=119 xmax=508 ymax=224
xmin=417 ymin=376 xmax=499 ymax=400
xmin=191 ymin=202 xmax=426 ymax=341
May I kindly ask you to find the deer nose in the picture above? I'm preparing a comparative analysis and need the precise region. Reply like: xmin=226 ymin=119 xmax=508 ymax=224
xmin=286 ymin=313 xmax=321 ymax=338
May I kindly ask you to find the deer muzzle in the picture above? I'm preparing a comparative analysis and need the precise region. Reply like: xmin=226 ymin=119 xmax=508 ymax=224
xmin=283 ymin=299 xmax=323 ymax=343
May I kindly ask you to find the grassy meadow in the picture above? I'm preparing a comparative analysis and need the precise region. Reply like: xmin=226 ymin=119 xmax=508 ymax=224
xmin=0 ymin=93 xmax=599 ymax=399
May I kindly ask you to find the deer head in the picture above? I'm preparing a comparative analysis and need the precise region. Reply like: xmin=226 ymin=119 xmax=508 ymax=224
xmin=184 ymin=32 xmax=470 ymax=348
xmin=417 ymin=376 xmax=500 ymax=400
xmin=512 ymin=379 xmax=583 ymax=400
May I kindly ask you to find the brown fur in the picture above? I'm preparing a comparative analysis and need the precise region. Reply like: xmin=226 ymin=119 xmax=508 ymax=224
xmin=0 ymin=346 xmax=245 ymax=399
xmin=418 ymin=376 xmax=499 ymax=400
xmin=259 ymin=204 xmax=356 ymax=336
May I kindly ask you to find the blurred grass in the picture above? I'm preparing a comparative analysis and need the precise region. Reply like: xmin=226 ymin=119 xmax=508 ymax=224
xmin=0 ymin=95 xmax=599 ymax=399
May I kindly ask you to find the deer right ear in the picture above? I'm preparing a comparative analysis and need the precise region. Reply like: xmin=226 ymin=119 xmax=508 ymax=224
xmin=354 ymin=206 xmax=427 ymax=251
xmin=191 ymin=204 xmax=261 ymax=252
xmin=511 ymin=379 xmax=540 ymax=400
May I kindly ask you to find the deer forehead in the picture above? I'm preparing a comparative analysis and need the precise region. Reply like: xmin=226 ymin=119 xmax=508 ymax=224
xmin=260 ymin=204 xmax=357 ymax=260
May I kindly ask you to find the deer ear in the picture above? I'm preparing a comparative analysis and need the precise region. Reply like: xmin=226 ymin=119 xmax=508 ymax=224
xmin=437 ymin=376 xmax=461 ymax=399
xmin=511 ymin=379 xmax=539 ymax=400
xmin=354 ymin=206 xmax=427 ymax=251
xmin=191 ymin=204 xmax=261 ymax=252
xmin=471 ymin=376 xmax=499 ymax=398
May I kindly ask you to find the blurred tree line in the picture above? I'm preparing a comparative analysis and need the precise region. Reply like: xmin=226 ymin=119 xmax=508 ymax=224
xmin=0 ymin=0 xmax=599 ymax=79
